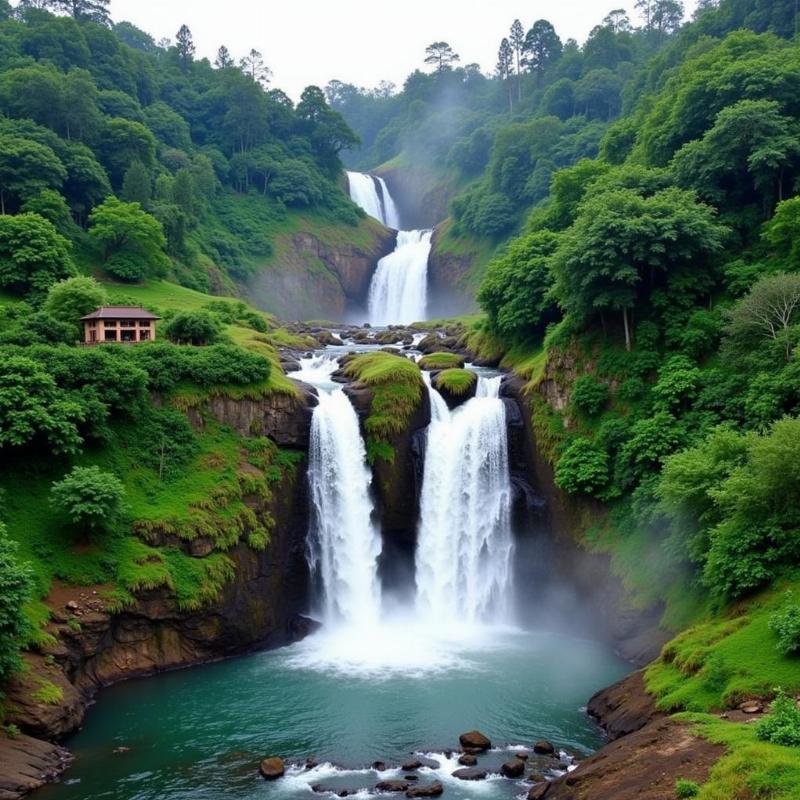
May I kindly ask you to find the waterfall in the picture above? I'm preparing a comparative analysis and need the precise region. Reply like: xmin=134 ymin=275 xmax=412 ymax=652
xmin=346 ymin=170 xmax=400 ymax=229
xmin=367 ymin=230 xmax=433 ymax=326
xmin=415 ymin=374 xmax=514 ymax=623
xmin=299 ymin=356 xmax=382 ymax=627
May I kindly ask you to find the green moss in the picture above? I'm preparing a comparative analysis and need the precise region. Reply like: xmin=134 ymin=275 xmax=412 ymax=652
xmin=419 ymin=352 xmax=465 ymax=370
xmin=434 ymin=368 xmax=476 ymax=396
xmin=343 ymin=352 xmax=424 ymax=464
xmin=646 ymin=576 xmax=800 ymax=712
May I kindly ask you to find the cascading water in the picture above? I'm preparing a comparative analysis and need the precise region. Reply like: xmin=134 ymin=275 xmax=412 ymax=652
xmin=296 ymin=355 xmax=382 ymax=627
xmin=346 ymin=170 xmax=431 ymax=325
xmin=415 ymin=373 xmax=514 ymax=623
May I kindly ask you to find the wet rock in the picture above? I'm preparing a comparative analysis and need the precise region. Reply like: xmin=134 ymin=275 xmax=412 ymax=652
xmin=459 ymin=731 xmax=491 ymax=751
xmin=376 ymin=780 xmax=409 ymax=792
xmin=406 ymin=782 xmax=444 ymax=798
xmin=460 ymin=746 xmax=484 ymax=755
xmin=458 ymin=754 xmax=477 ymax=766
xmin=372 ymin=761 xmax=387 ymax=771
xmin=452 ymin=768 xmax=488 ymax=781
xmin=501 ymin=759 xmax=525 ymax=778
xmin=527 ymin=783 xmax=550 ymax=800
xmin=533 ymin=741 xmax=555 ymax=756
xmin=402 ymin=760 xmax=423 ymax=771
xmin=515 ymin=752 xmax=529 ymax=761
xmin=305 ymin=757 xmax=318 ymax=770
xmin=314 ymin=331 xmax=340 ymax=347
xmin=404 ymin=774 xmax=419 ymax=781
xmin=259 ymin=756 xmax=285 ymax=780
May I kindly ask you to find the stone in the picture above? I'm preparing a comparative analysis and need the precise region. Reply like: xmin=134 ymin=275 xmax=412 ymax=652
xmin=458 ymin=754 xmax=477 ymax=766
xmin=459 ymin=730 xmax=491 ymax=751
xmin=65 ymin=600 xmax=78 ymax=611
xmin=404 ymin=774 xmax=419 ymax=781
xmin=739 ymin=700 xmax=763 ymax=714
xmin=452 ymin=768 xmax=488 ymax=781
xmin=500 ymin=759 xmax=525 ymax=778
xmin=527 ymin=783 xmax=550 ymax=800
xmin=305 ymin=757 xmax=318 ymax=770
xmin=515 ymin=752 xmax=529 ymax=761
xmin=375 ymin=780 xmax=409 ymax=792
xmin=259 ymin=756 xmax=285 ymax=780
xmin=372 ymin=761 xmax=387 ymax=771
xmin=533 ymin=740 xmax=555 ymax=756
xmin=401 ymin=760 xmax=422 ymax=771
xmin=405 ymin=782 xmax=444 ymax=798
xmin=461 ymin=746 xmax=483 ymax=755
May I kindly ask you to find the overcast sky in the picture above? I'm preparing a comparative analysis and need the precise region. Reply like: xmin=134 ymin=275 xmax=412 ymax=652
xmin=108 ymin=0 xmax=697 ymax=100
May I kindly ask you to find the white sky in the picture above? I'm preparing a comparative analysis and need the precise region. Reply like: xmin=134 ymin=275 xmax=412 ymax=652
xmin=108 ymin=0 xmax=698 ymax=100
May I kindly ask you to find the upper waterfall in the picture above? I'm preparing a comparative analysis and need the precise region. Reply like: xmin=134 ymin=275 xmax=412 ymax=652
xmin=346 ymin=170 xmax=400 ymax=229
xmin=415 ymin=373 xmax=514 ymax=623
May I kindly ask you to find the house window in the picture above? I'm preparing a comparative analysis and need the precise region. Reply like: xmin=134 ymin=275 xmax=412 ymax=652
xmin=104 ymin=330 xmax=117 ymax=342
xmin=89 ymin=330 xmax=97 ymax=342
xmin=140 ymin=329 xmax=150 ymax=341
xmin=138 ymin=320 xmax=151 ymax=326
xmin=121 ymin=329 xmax=136 ymax=342
xmin=104 ymin=320 xmax=117 ymax=328
xmin=121 ymin=320 xmax=136 ymax=327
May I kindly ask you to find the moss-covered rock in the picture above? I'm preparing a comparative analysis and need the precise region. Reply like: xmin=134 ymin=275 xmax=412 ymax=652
xmin=419 ymin=351 xmax=465 ymax=370
xmin=433 ymin=368 xmax=477 ymax=408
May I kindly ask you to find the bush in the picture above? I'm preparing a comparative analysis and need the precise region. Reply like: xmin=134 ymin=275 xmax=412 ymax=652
xmin=0 ymin=522 xmax=33 ymax=691
xmin=50 ymin=465 xmax=126 ymax=533
xmin=769 ymin=594 xmax=800 ymax=655
xmin=43 ymin=276 xmax=107 ymax=334
xmin=674 ymin=779 xmax=700 ymax=798
xmin=164 ymin=310 xmax=222 ymax=345
xmin=756 ymin=689 xmax=800 ymax=747
xmin=555 ymin=437 xmax=609 ymax=496
xmin=571 ymin=375 xmax=609 ymax=416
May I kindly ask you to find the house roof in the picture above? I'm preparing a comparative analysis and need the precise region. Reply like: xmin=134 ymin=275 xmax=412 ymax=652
xmin=81 ymin=306 xmax=161 ymax=321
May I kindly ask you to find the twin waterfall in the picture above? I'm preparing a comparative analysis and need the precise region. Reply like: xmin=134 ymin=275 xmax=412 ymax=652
xmin=346 ymin=171 xmax=433 ymax=326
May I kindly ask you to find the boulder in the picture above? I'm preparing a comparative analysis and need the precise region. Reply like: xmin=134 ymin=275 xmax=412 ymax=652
xmin=458 ymin=754 xmax=477 ymax=766
xmin=406 ymin=782 xmax=444 ymax=798
xmin=533 ymin=740 xmax=555 ymax=756
xmin=515 ymin=752 xmax=529 ymax=761
xmin=259 ymin=757 xmax=285 ymax=780
xmin=452 ymin=768 xmax=488 ymax=781
xmin=527 ymin=783 xmax=550 ymax=800
xmin=739 ymin=700 xmax=763 ymax=714
xmin=376 ymin=780 xmax=409 ymax=792
xmin=372 ymin=761 xmax=387 ymax=771
xmin=401 ymin=760 xmax=422 ymax=771
xmin=500 ymin=759 xmax=525 ymax=778
xmin=459 ymin=730 xmax=491 ymax=751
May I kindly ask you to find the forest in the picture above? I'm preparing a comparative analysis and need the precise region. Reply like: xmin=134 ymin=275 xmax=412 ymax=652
xmin=1 ymin=0 xmax=800 ymax=798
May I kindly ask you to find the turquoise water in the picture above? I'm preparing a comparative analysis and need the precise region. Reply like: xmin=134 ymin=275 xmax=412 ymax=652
xmin=41 ymin=625 xmax=629 ymax=800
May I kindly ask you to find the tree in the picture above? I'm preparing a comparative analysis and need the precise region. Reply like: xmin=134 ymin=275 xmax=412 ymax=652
xmin=509 ymin=19 xmax=525 ymax=101
xmin=21 ymin=190 xmax=75 ymax=236
xmin=215 ymin=45 xmax=234 ymax=69
xmin=424 ymin=42 xmax=460 ymax=72
xmin=88 ymin=197 xmax=169 ymax=281
xmin=763 ymin=197 xmax=800 ymax=268
xmin=240 ymin=49 xmax=272 ymax=87
xmin=0 ymin=213 xmax=75 ymax=296
xmin=496 ymin=38 xmax=514 ymax=112
xmin=164 ymin=310 xmax=222 ymax=345
xmin=652 ymin=0 xmax=685 ymax=36
xmin=296 ymin=86 xmax=359 ymax=176
xmin=603 ymin=8 xmax=632 ymax=31
xmin=0 ymin=137 xmax=66 ymax=215
xmin=175 ymin=24 xmax=195 ymax=70
xmin=553 ymin=186 xmax=727 ymax=350
xmin=0 ymin=356 xmax=84 ymax=453
xmin=725 ymin=274 xmax=800 ymax=361
xmin=47 ymin=0 xmax=110 ymax=24
xmin=43 ymin=275 xmax=107 ymax=334
xmin=51 ymin=465 xmax=125 ymax=533
xmin=522 ymin=20 xmax=562 ymax=86
xmin=63 ymin=68 xmax=100 ymax=141
xmin=0 ymin=522 xmax=33 ymax=690
xmin=121 ymin=160 xmax=151 ymax=206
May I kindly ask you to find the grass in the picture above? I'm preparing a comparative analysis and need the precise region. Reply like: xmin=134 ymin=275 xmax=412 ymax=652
xmin=675 ymin=712 xmax=800 ymax=799
xmin=343 ymin=352 xmax=424 ymax=463
xmin=419 ymin=352 xmax=465 ymax=370
xmin=645 ymin=575 xmax=800 ymax=712
xmin=434 ymin=368 xmax=476 ymax=396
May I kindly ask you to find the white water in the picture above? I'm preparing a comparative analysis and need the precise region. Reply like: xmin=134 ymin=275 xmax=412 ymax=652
xmin=415 ymin=374 xmax=514 ymax=623
xmin=346 ymin=170 xmax=431 ymax=325
xmin=346 ymin=171 xmax=400 ymax=229
xmin=367 ymin=229 xmax=433 ymax=325
xmin=301 ymin=356 xmax=382 ymax=628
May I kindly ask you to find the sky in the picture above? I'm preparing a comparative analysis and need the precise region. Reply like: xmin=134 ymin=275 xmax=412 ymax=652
xmin=109 ymin=0 xmax=698 ymax=100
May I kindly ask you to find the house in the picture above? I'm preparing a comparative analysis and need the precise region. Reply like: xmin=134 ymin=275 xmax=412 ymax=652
xmin=81 ymin=306 xmax=160 ymax=344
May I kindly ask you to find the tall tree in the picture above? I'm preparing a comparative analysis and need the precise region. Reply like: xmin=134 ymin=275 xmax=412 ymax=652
xmin=423 ymin=41 xmax=460 ymax=72
xmin=46 ymin=0 xmax=110 ymax=24
xmin=175 ymin=24 xmax=195 ymax=70
xmin=509 ymin=19 xmax=525 ymax=101
xmin=496 ymin=38 xmax=514 ymax=112
xmin=240 ymin=49 xmax=272 ymax=87
xmin=214 ymin=45 xmax=234 ymax=69
xmin=603 ymin=8 xmax=632 ymax=31
xmin=522 ymin=20 xmax=563 ymax=86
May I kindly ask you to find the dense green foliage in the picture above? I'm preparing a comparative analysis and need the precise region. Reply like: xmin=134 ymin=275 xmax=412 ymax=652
xmin=0 ymin=522 xmax=33 ymax=692
xmin=50 ymin=464 xmax=126 ymax=533
xmin=756 ymin=690 xmax=800 ymax=747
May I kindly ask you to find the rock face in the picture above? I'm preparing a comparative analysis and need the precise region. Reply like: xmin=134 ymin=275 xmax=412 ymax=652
xmin=0 ymin=733 xmax=72 ymax=799
xmin=427 ymin=227 xmax=479 ymax=319
xmin=586 ymin=671 xmax=660 ymax=741
xmin=458 ymin=731 xmax=492 ymax=751
xmin=259 ymin=757 xmax=286 ymax=780
xmin=246 ymin=222 xmax=396 ymax=320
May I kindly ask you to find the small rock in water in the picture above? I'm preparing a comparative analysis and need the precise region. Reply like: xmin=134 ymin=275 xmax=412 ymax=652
xmin=404 ymin=774 xmax=419 ymax=781
xmin=527 ymin=783 xmax=550 ymax=800
xmin=406 ymin=782 xmax=444 ymax=798
xmin=259 ymin=757 xmax=285 ymax=780
xmin=401 ymin=760 xmax=422 ymax=771
xmin=458 ymin=754 xmax=477 ymax=766
xmin=452 ymin=768 xmax=488 ymax=781
xmin=515 ymin=752 xmax=529 ymax=761
xmin=500 ymin=759 xmax=525 ymax=778
xmin=533 ymin=740 xmax=555 ymax=756
xmin=372 ymin=761 xmax=387 ymax=771
xmin=459 ymin=730 xmax=491 ymax=751
xmin=376 ymin=780 xmax=409 ymax=792
xmin=305 ymin=757 xmax=318 ymax=770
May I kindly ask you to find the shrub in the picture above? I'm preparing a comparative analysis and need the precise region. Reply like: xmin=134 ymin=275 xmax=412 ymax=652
xmin=164 ymin=310 xmax=222 ymax=345
xmin=756 ymin=689 xmax=800 ymax=747
xmin=555 ymin=437 xmax=609 ymax=496
xmin=769 ymin=594 xmax=800 ymax=655
xmin=675 ymin=779 xmax=700 ymax=798
xmin=43 ymin=276 xmax=107 ymax=334
xmin=0 ymin=523 xmax=33 ymax=691
xmin=50 ymin=465 xmax=126 ymax=533
xmin=571 ymin=375 xmax=609 ymax=416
